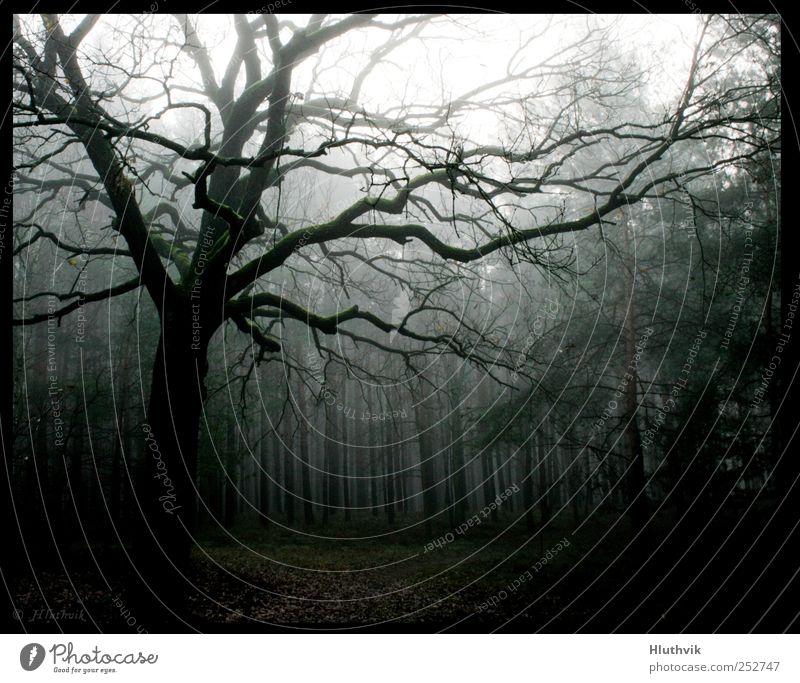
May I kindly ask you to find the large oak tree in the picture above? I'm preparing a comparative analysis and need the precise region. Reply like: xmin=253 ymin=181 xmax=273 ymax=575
xmin=12 ymin=13 xmax=778 ymax=624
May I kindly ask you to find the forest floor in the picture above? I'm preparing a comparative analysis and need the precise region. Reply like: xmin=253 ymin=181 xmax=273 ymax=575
xmin=11 ymin=499 xmax=796 ymax=632
xmin=188 ymin=513 xmax=597 ymax=631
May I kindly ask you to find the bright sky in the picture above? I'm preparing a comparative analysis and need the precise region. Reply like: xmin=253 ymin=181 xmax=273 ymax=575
xmin=196 ymin=14 xmax=702 ymax=144
xmin=16 ymin=13 xmax=703 ymax=151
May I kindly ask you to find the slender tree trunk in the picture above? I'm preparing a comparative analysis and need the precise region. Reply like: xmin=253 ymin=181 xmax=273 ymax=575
xmin=496 ymin=450 xmax=507 ymax=506
xmin=110 ymin=348 xmax=130 ymax=533
xmin=506 ymin=444 xmax=516 ymax=513
xmin=550 ymin=433 xmax=561 ymax=511
xmin=394 ymin=404 xmax=407 ymax=515
xmin=523 ymin=432 xmax=536 ymax=532
xmin=122 ymin=414 xmax=136 ymax=533
xmin=297 ymin=387 xmax=314 ymax=525
xmin=383 ymin=417 xmax=395 ymax=526
xmin=359 ymin=451 xmax=368 ymax=511
xmin=537 ymin=426 xmax=551 ymax=530
xmin=369 ymin=415 xmax=378 ymax=516
xmin=327 ymin=403 xmax=339 ymax=517
xmin=397 ymin=447 xmax=407 ymax=515
xmin=33 ymin=414 xmax=51 ymax=557
xmin=765 ymin=286 xmax=785 ymax=496
xmin=570 ymin=446 xmax=582 ymax=526
xmin=450 ymin=403 xmax=468 ymax=523
xmin=259 ymin=436 xmax=270 ymax=528
xmin=622 ymin=213 xmax=648 ymax=531
xmin=385 ymin=449 xmax=396 ymax=526
xmin=66 ymin=391 xmax=86 ymax=545
xmin=444 ymin=443 xmax=455 ymax=528
xmin=476 ymin=379 xmax=498 ymax=522
xmin=414 ymin=397 xmax=437 ymax=536
xmin=323 ymin=405 xmax=331 ymax=525
xmin=110 ymin=429 xmax=122 ymax=530
xmin=283 ymin=416 xmax=295 ymax=526
xmin=584 ymin=452 xmax=592 ymax=518
xmin=489 ymin=452 xmax=499 ymax=523
xmin=481 ymin=449 xmax=494 ymax=519
xmin=224 ymin=420 xmax=237 ymax=528
xmin=341 ymin=399 xmax=352 ymax=523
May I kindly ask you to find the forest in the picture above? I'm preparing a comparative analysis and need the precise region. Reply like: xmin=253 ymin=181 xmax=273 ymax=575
xmin=6 ymin=13 xmax=793 ymax=632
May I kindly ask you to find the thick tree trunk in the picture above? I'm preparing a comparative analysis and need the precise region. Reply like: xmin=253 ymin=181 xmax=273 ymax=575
xmin=130 ymin=302 xmax=210 ymax=628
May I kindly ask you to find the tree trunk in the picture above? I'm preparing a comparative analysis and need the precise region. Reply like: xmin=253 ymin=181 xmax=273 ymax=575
xmin=523 ymin=431 xmax=536 ymax=532
xmin=110 ymin=348 xmax=130 ymax=534
xmin=489 ymin=452 xmax=499 ymax=523
xmin=537 ymin=426 xmax=551 ymax=530
xmin=414 ymin=397 xmax=437 ymax=536
xmin=369 ymin=416 xmax=378 ymax=516
xmin=481 ymin=449 xmax=494 ymax=521
xmin=450 ymin=403 xmax=468 ymax=523
xmin=622 ymin=213 xmax=648 ymax=531
xmin=322 ymin=404 xmax=332 ymax=525
xmin=583 ymin=451 xmax=592 ymax=519
xmin=131 ymin=309 xmax=209 ymax=627
xmin=259 ymin=436 xmax=270 ymax=528
xmin=570 ymin=445 xmax=582 ymax=526
xmin=224 ymin=420 xmax=237 ymax=528
xmin=326 ymin=403 xmax=339 ymax=517
xmin=397 ymin=446 xmax=407 ymax=515
xmin=341 ymin=399 xmax=352 ymax=523
xmin=32 ymin=415 xmax=51 ymax=559
xmin=297 ymin=386 xmax=314 ymax=525
xmin=110 ymin=428 xmax=122 ymax=530
xmin=496 ymin=450 xmax=507 ymax=507
xmin=383 ymin=417 xmax=395 ymax=526
xmin=283 ymin=415 xmax=296 ymax=526
xmin=444 ymin=443 xmax=455 ymax=528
